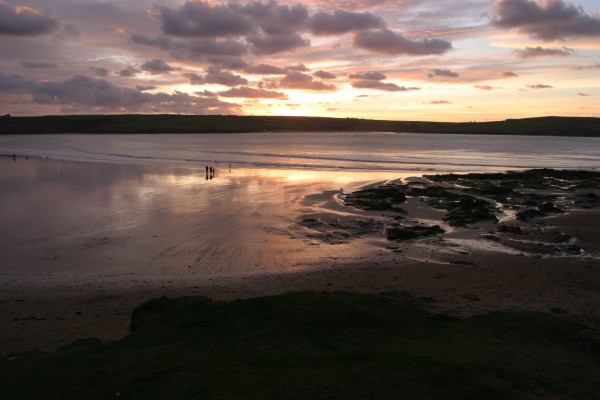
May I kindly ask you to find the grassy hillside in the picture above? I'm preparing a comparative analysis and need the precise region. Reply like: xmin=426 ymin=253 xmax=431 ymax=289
xmin=1 ymin=114 xmax=599 ymax=136
xmin=2 ymin=292 xmax=599 ymax=399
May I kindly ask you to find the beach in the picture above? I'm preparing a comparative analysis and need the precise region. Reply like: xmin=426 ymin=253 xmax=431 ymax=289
xmin=1 ymin=153 xmax=599 ymax=356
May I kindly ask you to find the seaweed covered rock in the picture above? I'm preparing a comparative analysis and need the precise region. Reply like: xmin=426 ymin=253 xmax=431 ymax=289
xmin=343 ymin=185 xmax=407 ymax=213
xmin=387 ymin=225 xmax=445 ymax=241
xmin=409 ymin=186 xmax=498 ymax=226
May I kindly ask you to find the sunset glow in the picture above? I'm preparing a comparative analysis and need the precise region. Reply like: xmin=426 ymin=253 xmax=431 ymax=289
xmin=1 ymin=0 xmax=599 ymax=121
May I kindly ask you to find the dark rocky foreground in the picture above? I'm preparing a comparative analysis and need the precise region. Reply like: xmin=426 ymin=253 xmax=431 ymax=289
xmin=2 ymin=292 xmax=599 ymax=400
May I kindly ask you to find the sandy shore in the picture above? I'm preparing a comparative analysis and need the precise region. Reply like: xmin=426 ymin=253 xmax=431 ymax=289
xmin=1 ymin=160 xmax=599 ymax=356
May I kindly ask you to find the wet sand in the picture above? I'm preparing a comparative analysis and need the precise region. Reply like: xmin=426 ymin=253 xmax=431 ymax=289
xmin=1 ymin=157 xmax=599 ymax=355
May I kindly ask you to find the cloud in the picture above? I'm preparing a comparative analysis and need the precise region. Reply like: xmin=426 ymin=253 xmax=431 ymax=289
xmin=313 ymin=70 xmax=337 ymax=79
xmin=503 ymin=71 xmax=518 ymax=77
xmin=514 ymin=46 xmax=573 ymax=59
xmin=474 ymin=85 xmax=498 ymax=90
xmin=136 ymin=85 xmax=156 ymax=92
xmin=574 ymin=63 xmax=600 ymax=70
xmin=0 ymin=72 xmax=36 ymax=92
xmin=31 ymin=75 xmax=148 ymax=106
xmin=348 ymin=71 xmax=386 ymax=81
xmin=526 ymin=84 xmax=554 ymax=89
xmin=353 ymin=29 xmax=452 ymax=55
xmin=425 ymin=100 xmax=451 ymax=104
xmin=158 ymin=2 xmax=253 ymax=38
xmin=0 ymin=73 xmax=239 ymax=114
xmin=155 ymin=1 xmax=311 ymax=55
xmin=204 ymin=66 xmax=248 ymax=87
xmin=278 ymin=71 xmax=337 ymax=91
xmin=286 ymin=63 xmax=310 ymax=72
xmin=140 ymin=59 xmax=176 ymax=74
xmin=118 ymin=65 xmax=139 ymax=77
xmin=21 ymin=61 xmax=56 ymax=69
xmin=218 ymin=86 xmax=289 ymax=99
xmin=577 ymin=92 xmax=591 ymax=96
xmin=236 ymin=2 xmax=309 ymax=36
xmin=492 ymin=0 xmax=600 ymax=40
xmin=428 ymin=68 xmax=459 ymax=78
xmin=307 ymin=10 xmax=384 ymax=35
xmin=349 ymin=70 xmax=418 ymax=92
xmin=0 ymin=2 xmax=58 ymax=36
xmin=91 ymin=67 xmax=109 ymax=77
xmin=244 ymin=63 xmax=287 ymax=75
xmin=248 ymin=33 xmax=310 ymax=55
xmin=183 ymin=73 xmax=205 ymax=85
xmin=351 ymin=80 xmax=420 ymax=92
xmin=131 ymin=33 xmax=247 ymax=58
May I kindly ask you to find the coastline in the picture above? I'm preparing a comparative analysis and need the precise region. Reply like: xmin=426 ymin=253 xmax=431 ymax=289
xmin=1 ymin=160 xmax=599 ymax=356
xmin=1 ymin=114 xmax=600 ymax=137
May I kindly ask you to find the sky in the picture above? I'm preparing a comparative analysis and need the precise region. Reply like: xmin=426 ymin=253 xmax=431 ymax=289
xmin=0 ymin=0 xmax=599 ymax=121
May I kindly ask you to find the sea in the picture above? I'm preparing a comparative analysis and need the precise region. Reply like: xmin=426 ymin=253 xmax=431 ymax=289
xmin=1 ymin=132 xmax=599 ymax=172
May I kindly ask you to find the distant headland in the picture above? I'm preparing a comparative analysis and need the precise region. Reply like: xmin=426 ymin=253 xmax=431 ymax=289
xmin=1 ymin=114 xmax=599 ymax=137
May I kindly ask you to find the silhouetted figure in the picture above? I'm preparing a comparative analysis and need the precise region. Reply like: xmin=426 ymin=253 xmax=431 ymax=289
xmin=229 ymin=164 xmax=231 ymax=172
xmin=12 ymin=153 xmax=16 ymax=162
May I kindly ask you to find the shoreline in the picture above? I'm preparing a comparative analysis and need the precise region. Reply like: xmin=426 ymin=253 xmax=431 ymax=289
xmin=2 ymin=164 xmax=600 ymax=356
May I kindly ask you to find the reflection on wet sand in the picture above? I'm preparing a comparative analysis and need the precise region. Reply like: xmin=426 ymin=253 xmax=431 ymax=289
xmin=0 ymin=156 xmax=406 ymax=287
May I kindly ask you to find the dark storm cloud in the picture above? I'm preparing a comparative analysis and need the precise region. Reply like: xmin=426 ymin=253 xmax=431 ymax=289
xmin=140 ymin=59 xmax=176 ymax=74
xmin=0 ymin=2 xmax=58 ymax=36
xmin=244 ymin=63 xmax=287 ymax=75
xmin=218 ymin=86 xmax=289 ymax=99
xmin=428 ymin=68 xmax=459 ymax=78
xmin=21 ymin=61 xmax=56 ymax=69
xmin=526 ymin=84 xmax=554 ymax=89
xmin=514 ymin=46 xmax=573 ymax=58
xmin=492 ymin=0 xmax=600 ymax=40
xmin=353 ymin=29 xmax=452 ymax=55
xmin=307 ymin=10 xmax=384 ymax=35
xmin=0 ymin=73 xmax=239 ymax=113
xmin=313 ymin=70 xmax=337 ymax=79
xmin=348 ymin=71 xmax=386 ymax=81
xmin=351 ymin=80 xmax=420 ymax=92
xmin=204 ymin=66 xmax=248 ymax=86
xmin=278 ymin=71 xmax=337 ymax=91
